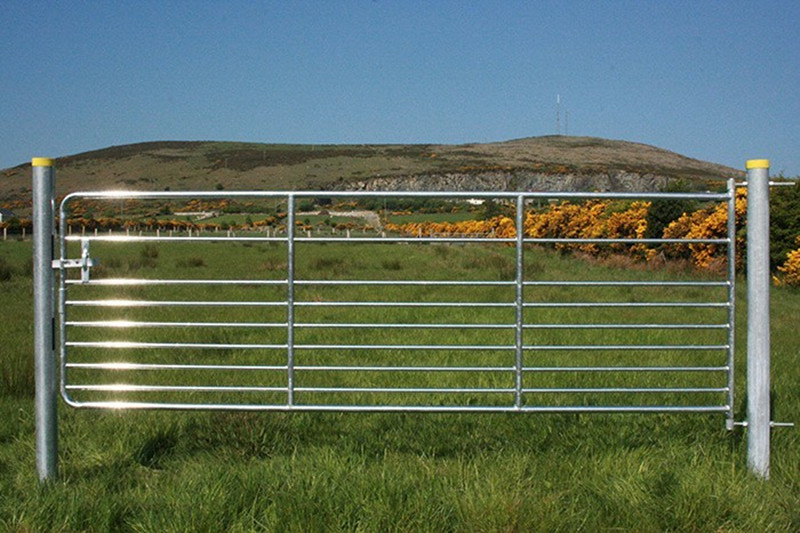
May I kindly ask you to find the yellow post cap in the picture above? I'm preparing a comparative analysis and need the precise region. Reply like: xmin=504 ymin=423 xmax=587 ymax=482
xmin=31 ymin=157 xmax=54 ymax=167
xmin=746 ymin=159 xmax=770 ymax=169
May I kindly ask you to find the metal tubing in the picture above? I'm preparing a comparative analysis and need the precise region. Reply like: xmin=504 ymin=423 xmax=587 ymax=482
xmin=523 ymin=280 xmax=727 ymax=287
xmin=523 ymin=237 xmax=728 ymax=244
xmin=521 ymin=344 xmax=727 ymax=351
xmin=66 ymin=278 xmax=288 ymax=286
xmin=66 ymin=299 xmax=286 ymax=307
xmin=522 ymin=302 xmax=728 ymax=308
xmin=68 ymin=362 xmax=288 ymax=371
xmin=66 ymin=341 xmax=287 ymax=350
xmin=746 ymin=159 xmax=771 ymax=479
xmin=522 ymin=366 xmax=728 ymax=373
xmin=67 ymin=278 xmax=727 ymax=288
xmin=61 ymin=189 xmax=730 ymax=202
xmin=522 ymin=387 xmax=727 ymax=394
xmin=514 ymin=195 xmax=525 ymax=408
xmin=32 ymin=158 xmax=57 ymax=481
xmin=56 ymin=188 xmax=736 ymax=419
xmin=59 ymin=401 xmax=731 ymax=414
xmin=64 ymin=235 xmax=725 ymax=245
xmin=67 ymin=320 xmax=288 ymax=328
xmin=286 ymin=194 xmax=296 ymax=405
xmin=67 ymin=361 xmax=727 ymax=373
xmin=65 ymin=320 xmax=727 ymax=331
xmin=67 ymin=384 xmax=287 ymax=393
xmin=726 ymin=179 xmax=737 ymax=430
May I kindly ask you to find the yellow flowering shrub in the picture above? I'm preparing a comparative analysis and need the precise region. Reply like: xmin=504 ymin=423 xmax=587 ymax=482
xmin=662 ymin=189 xmax=746 ymax=270
xmin=388 ymin=200 xmax=652 ymax=259
xmin=777 ymin=237 xmax=800 ymax=286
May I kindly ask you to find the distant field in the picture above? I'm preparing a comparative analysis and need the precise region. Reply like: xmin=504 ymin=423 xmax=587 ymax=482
xmin=384 ymin=211 xmax=479 ymax=224
xmin=0 ymin=239 xmax=797 ymax=531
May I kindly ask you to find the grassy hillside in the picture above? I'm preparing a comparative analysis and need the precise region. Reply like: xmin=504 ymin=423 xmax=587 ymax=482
xmin=1 ymin=137 xmax=743 ymax=211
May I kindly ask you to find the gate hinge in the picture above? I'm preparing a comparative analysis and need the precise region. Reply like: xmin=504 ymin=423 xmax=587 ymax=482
xmin=732 ymin=421 xmax=795 ymax=429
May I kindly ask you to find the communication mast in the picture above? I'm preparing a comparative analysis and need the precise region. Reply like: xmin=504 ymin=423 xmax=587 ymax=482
xmin=555 ymin=94 xmax=561 ymax=135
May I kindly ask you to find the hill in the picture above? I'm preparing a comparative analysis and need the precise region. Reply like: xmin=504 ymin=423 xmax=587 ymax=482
xmin=1 ymin=136 xmax=743 ymax=209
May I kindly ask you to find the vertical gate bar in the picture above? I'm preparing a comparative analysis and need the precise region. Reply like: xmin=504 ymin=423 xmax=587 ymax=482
xmin=725 ymin=178 xmax=736 ymax=430
xmin=286 ymin=194 xmax=296 ymax=406
xmin=746 ymin=159 xmax=771 ymax=479
xmin=514 ymin=194 xmax=525 ymax=408
xmin=32 ymin=158 xmax=57 ymax=481
xmin=58 ymin=202 xmax=69 ymax=406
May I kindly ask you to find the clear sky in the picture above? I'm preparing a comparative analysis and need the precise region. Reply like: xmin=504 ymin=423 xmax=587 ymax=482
xmin=2 ymin=1 xmax=798 ymax=176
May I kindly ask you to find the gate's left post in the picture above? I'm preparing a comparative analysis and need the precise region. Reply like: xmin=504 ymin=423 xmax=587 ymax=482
xmin=32 ymin=157 xmax=57 ymax=482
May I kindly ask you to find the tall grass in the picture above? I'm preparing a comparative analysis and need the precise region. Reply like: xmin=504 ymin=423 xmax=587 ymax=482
xmin=1 ymin=240 xmax=798 ymax=531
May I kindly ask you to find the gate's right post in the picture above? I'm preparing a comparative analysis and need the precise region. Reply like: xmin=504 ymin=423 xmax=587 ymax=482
xmin=746 ymin=159 xmax=770 ymax=479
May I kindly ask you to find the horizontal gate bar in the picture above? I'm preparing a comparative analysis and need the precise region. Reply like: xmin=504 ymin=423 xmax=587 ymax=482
xmin=522 ymin=238 xmax=729 ymax=244
xmin=67 ymin=341 xmax=287 ymax=350
xmin=67 ymin=384 xmax=287 ymax=393
xmin=62 ymin=235 xmax=728 ymax=245
xmin=67 ymin=384 xmax=728 ymax=395
xmin=66 ymin=341 xmax=729 ymax=351
xmin=523 ymin=344 xmax=728 ymax=351
xmin=522 ymin=302 xmax=728 ymax=308
xmin=523 ymin=366 xmax=729 ymax=373
xmin=66 ymin=320 xmax=728 ymax=330
xmin=64 ymin=278 xmax=729 ymax=288
xmin=65 ymin=278 xmax=288 ymax=286
xmin=59 ymin=401 xmax=732 ymax=414
xmin=67 ymin=362 xmax=729 ymax=373
xmin=62 ymin=190 xmax=731 ymax=201
xmin=522 ymin=387 xmax=728 ymax=394
xmin=66 ymin=299 xmax=287 ymax=307
xmin=65 ymin=299 xmax=729 ymax=309
xmin=67 ymin=320 xmax=289 ymax=328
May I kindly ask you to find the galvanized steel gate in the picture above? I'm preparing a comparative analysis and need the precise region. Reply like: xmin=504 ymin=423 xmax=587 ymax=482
xmin=52 ymin=187 xmax=738 ymax=421
xmin=34 ymin=160 xmax=784 ymax=481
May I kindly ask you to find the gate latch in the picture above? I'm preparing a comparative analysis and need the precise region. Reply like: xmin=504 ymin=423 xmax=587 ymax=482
xmin=52 ymin=239 xmax=97 ymax=283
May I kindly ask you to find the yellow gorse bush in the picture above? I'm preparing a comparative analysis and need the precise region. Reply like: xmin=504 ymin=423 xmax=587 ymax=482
xmin=777 ymin=237 xmax=800 ymax=287
xmin=386 ymin=200 xmax=652 ymax=258
xmin=662 ymin=189 xmax=747 ymax=270
xmin=388 ymin=189 xmax=800 ymax=283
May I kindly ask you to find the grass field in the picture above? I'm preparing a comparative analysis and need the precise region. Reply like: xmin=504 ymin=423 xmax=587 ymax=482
xmin=1 ymin=239 xmax=798 ymax=531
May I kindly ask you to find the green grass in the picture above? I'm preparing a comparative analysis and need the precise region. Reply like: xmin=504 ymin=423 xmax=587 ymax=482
xmin=1 ymin=239 xmax=798 ymax=531
xmin=384 ymin=211 xmax=479 ymax=224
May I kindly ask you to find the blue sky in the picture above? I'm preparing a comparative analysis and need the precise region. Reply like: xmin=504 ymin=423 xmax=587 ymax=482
xmin=2 ymin=1 xmax=798 ymax=176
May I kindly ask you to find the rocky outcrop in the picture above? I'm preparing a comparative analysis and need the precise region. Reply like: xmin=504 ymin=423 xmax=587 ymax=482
xmin=331 ymin=170 xmax=673 ymax=193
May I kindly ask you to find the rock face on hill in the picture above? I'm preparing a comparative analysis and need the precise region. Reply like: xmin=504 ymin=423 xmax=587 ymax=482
xmin=337 ymin=169 xmax=671 ymax=193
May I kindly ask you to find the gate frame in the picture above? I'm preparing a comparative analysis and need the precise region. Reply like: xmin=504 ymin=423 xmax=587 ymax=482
xmin=32 ymin=158 xmax=775 ymax=481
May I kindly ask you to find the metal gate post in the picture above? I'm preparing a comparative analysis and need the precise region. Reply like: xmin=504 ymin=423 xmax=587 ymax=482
xmin=32 ymin=158 xmax=58 ymax=481
xmin=746 ymin=159 xmax=771 ymax=479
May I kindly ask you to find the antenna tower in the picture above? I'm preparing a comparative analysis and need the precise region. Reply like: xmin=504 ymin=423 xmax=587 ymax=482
xmin=555 ymin=94 xmax=561 ymax=135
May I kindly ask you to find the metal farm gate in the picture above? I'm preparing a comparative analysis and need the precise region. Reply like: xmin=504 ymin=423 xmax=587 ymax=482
xmin=31 ymin=159 xmax=781 ymax=481
xmin=55 ymin=189 xmax=737 ymax=416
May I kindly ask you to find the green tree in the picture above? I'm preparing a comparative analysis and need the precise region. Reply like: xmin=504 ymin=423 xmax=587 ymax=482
xmin=770 ymin=179 xmax=800 ymax=269
xmin=645 ymin=180 xmax=697 ymax=239
xmin=480 ymin=199 xmax=502 ymax=220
